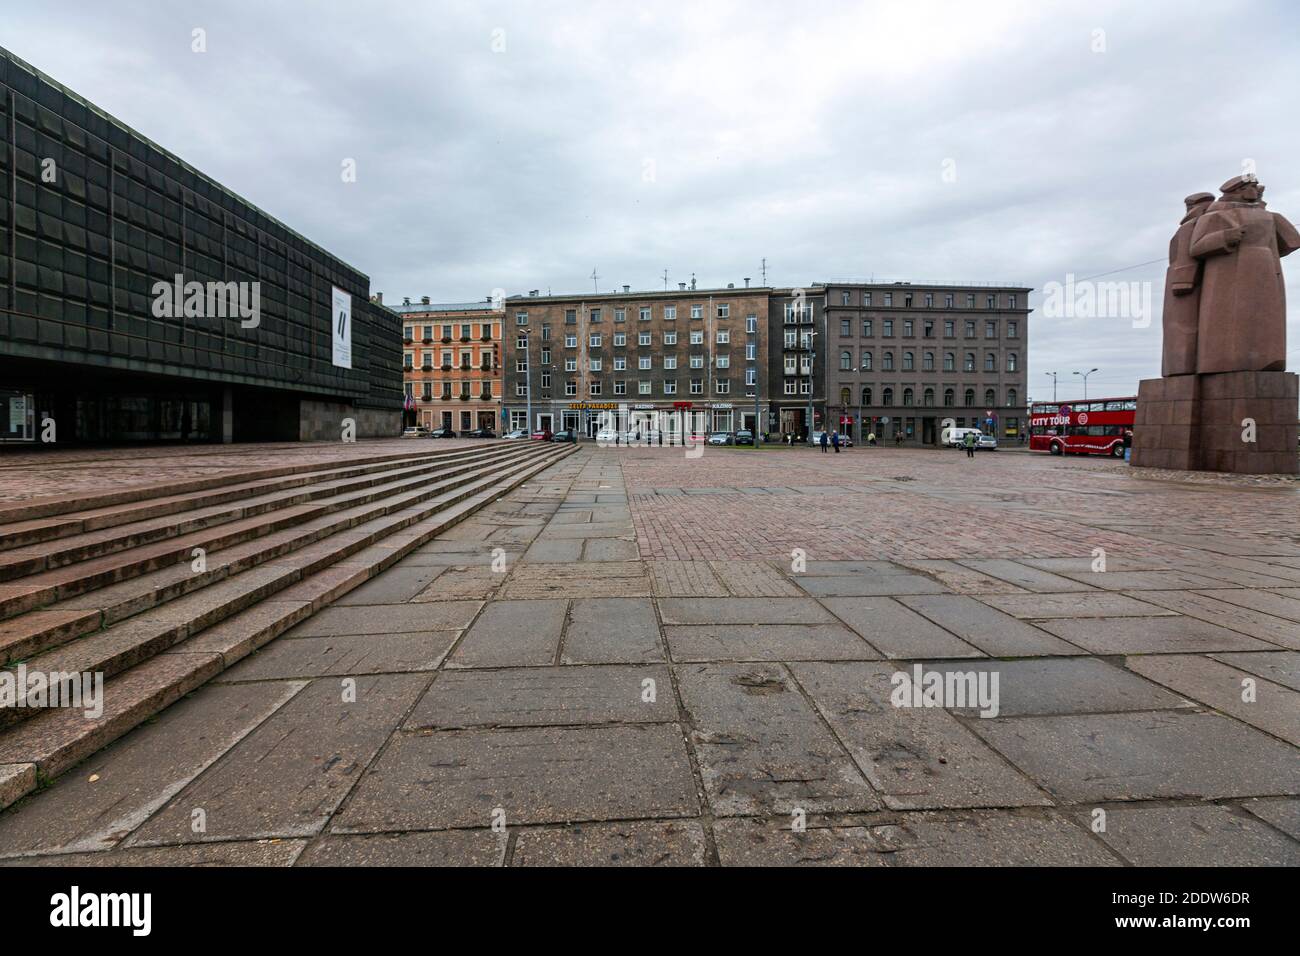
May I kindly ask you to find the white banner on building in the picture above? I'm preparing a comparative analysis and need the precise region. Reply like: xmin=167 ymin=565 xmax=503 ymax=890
xmin=331 ymin=286 xmax=352 ymax=369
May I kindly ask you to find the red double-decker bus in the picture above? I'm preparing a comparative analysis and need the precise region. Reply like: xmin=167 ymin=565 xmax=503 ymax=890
xmin=1028 ymin=396 xmax=1136 ymax=458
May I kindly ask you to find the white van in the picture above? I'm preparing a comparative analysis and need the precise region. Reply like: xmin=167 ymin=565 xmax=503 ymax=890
xmin=941 ymin=426 xmax=983 ymax=448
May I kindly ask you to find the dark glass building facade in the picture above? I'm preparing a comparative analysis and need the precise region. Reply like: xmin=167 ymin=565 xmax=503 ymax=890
xmin=0 ymin=47 xmax=401 ymax=443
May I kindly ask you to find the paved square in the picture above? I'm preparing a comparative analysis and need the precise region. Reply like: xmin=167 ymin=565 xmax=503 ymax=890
xmin=3 ymin=444 xmax=1297 ymax=866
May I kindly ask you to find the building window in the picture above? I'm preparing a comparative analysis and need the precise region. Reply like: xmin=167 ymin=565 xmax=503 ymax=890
xmin=614 ymin=381 xmax=626 ymax=395
xmin=923 ymin=388 xmax=934 ymax=407
xmin=799 ymin=380 xmax=811 ymax=395
xmin=691 ymin=354 xmax=704 ymax=369
xmin=1007 ymin=353 xmax=1018 ymax=372
xmin=589 ymin=381 xmax=602 ymax=395
xmin=540 ymin=371 xmax=551 ymax=388
xmin=785 ymin=381 xmax=797 ymax=395
xmin=944 ymin=352 xmax=955 ymax=371
xmin=861 ymin=351 xmax=872 ymax=371
xmin=864 ymin=292 xmax=872 ymax=306
xmin=664 ymin=331 xmax=677 ymax=345
xmin=985 ymin=388 xmax=996 ymax=406
xmin=1008 ymin=320 xmax=1018 ymax=338
xmin=589 ymin=309 xmax=601 ymax=323
xmin=614 ymin=357 xmax=627 ymax=370
xmin=925 ymin=293 xmax=934 ymax=307
xmin=903 ymin=388 xmax=914 ymax=406
xmin=565 ymin=358 xmax=577 ymax=371
xmin=716 ymin=355 xmax=730 ymax=369
xmin=590 ymin=334 xmax=601 ymax=347
xmin=944 ymin=294 xmax=954 ymax=308
xmin=964 ymin=388 xmax=975 ymax=407
xmin=923 ymin=351 xmax=934 ymax=371
xmin=639 ymin=356 xmax=652 ymax=369
xmin=690 ymin=379 xmax=703 ymax=394
xmin=516 ymin=311 xmax=528 ymax=325
xmin=861 ymin=386 xmax=872 ymax=405
xmin=565 ymin=334 xmax=577 ymax=348
xmin=884 ymin=293 xmax=893 ymax=306
xmin=862 ymin=318 xmax=873 ymax=337
xmin=639 ymin=307 xmax=651 ymax=321
xmin=964 ymin=352 xmax=976 ymax=372
xmin=1007 ymin=388 xmax=1018 ymax=406
xmin=944 ymin=387 xmax=954 ymax=406
xmin=882 ymin=352 xmax=894 ymax=371
xmin=840 ymin=387 xmax=851 ymax=405
xmin=664 ymin=356 xmax=677 ymax=370
xmin=403 ymin=353 xmax=413 ymax=369
xmin=717 ymin=304 xmax=730 ymax=318
xmin=589 ymin=358 xmax=602 ymax=371
xmin=565 ymin=381 xmax=577 ymax=396
xmin=746 ymin=315 xmax=757 ymax=333
xmin=883 ymin=320 xmax=894 ymax=337
xmin=639 ymin=332 xmax=652 ymax=346
xmin=924 ymin=320 xmax=934 ymax=337
xmin=965 ymin=320 xmax=976 ymax=337
xmin=664 ymin=306 xmax=676 ymax=321
xmin=985 ymin=353 xmax=996 ymax=371
xmin=717 ymin=330 xmax=730 ymax=344
xmin=842 ymin=291 xmax=851 ymax=305
xmin=944 ymin=320 xmax=954 ymax=337
xmin=985 ymin=320 xmax=997 ymax=338
xmin=639 ymin=381 xmax=651 ymax=394
xmin=540 ymin=347 xmax=550 ymax=363
xmin=515 ymin=383 xmax=527 ymax=397
xmin=691 ymin=305 xmax=703 ymax=319
xmin=903 ymin=320 xmax=913 ymax=337
xmin=664 ymin=381 xmax=677 ymax=394
xmin=565 ymin=310 xmax=576 ymax=324
xmin=745 ymin=368 xmax=756 ymax=385
xmin=986 ymin=295 xmax=996 ymax=308
xmin=615 ymin=308 xmax=626 ymax=322
xmin=903 ymin=351 xmax=914 ymax=371
xmin=614 ymin=332 xmax=626 ymax=346
xmin=690 ymin=330 xmax=704 ymax=345
xmin=882 ymin=387 xmax=893 ymax=406
xmin=840 ymin=350 xmax=852 ymax=370
xmin=841 ymin=318 xmax=851 ymax=336
xmin=746 ymin=342 xmax=756 ymax=360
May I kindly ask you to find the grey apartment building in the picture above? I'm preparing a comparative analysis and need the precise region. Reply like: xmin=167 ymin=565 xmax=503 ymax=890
xmin=766 ymin=287 xmax=826 ymax=437
xmin=503 ymin=282 xmax=769 ymax=438
xmin=821 ymin=282 xmax=1031 ymax=444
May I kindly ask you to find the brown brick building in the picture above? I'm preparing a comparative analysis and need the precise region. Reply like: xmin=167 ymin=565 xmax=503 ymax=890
xmin=503 ymin=282 xmax=769 ymax=438
xmin=819 ymin=282 xmax=1031 ymax=444
xmin=389 ymin=297 xmax=502 ymax=432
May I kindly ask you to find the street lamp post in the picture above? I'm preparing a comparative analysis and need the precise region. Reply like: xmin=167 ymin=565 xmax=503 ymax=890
xmin=1073 ymin=367 xmax=1099 ymax=401
xmin=805 ymin=328 xmax=818 ymax=443
xmin=1045 ymin=371 xmax=1058 ymax=403
xmin=523 ymin=333 xmax=531 ymax=433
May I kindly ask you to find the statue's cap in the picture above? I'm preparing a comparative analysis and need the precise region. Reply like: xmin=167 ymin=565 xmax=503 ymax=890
xmin=1184 ymin=192 xmax=1214 ymax=205
xmin=1220 ymin=173 xmax=1259 ymax=193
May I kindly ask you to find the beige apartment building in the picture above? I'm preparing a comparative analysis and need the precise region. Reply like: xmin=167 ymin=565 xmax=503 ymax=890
xmin=390 ymin=297 xmax=502 ymax=432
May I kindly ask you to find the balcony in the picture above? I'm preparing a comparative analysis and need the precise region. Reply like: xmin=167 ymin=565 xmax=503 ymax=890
xmin=440 ymin=393 xmax=453 ymax=402
xmin=479 ymin=391 xmax=494 ymax=402
xmin=441 ymin=363 xmax=453 ymax=371
xmin=459 ymin=393 xmax=471 ymax=401
xmin=440 ymin=336 xmax=452 ymax=343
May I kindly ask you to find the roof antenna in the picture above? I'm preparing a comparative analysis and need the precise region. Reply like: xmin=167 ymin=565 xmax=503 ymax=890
xmin=591 ymin=268 xmax=599 ymax=294
xmin=662 ymin=268 xmax=669 ymax=290
xmin=761 ymin=257 xmax=767 ymax=286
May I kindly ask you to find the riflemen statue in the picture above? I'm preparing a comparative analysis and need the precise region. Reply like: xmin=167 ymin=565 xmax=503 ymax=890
xmin=1187 ymin=173 xmax=1299 ymax=374
xmin=1161 ymin=191 xmax=1214 ymax=376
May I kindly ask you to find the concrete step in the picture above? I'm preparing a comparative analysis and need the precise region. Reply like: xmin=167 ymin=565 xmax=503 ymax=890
xmin=0 ymin=445 xmax=508 ymax=581
xmin=0 ymin=443 xmax=572 ymax=804
xmin=0 ymin=445 xmax=539 ymax=622
xmin=0 ymin=444 xmax=546 ymax=664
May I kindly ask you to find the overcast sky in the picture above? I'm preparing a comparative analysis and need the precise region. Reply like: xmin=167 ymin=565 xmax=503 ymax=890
xmin=6 ymin=0 xmax=1299 ymax=402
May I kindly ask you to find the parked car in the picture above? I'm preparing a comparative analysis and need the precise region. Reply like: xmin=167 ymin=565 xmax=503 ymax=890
xmin=734 ymin=430 xmax=755 ymax=446
xmin=530 ymin=429 xmax=554 ymax=441
xmin=401 ymin=425 xmax=428 ymax=439
xmin=502 ymin=428 xmax=529 ymax=439
xmin=551 ymin=428 xmax=578 ymax=443
xmin=706 ymin=432 xmax=734 ymax=446
xmin=428 ymin=426 xmax=457 ymax=438
xmin=465 ymin=427 xmax=496 ymax=439
xmin=976 ymin=433 xmax=998 ymax=450
xmin=595 ymin=428 xmax=619 ymax=443
xmin=941 ymin=426 xmax=983 ymax=448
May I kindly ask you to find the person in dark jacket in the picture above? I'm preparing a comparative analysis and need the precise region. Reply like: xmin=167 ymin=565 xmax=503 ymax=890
xmin=831 ymin=431 xmax=841 ymax=453
xmin=820 ymin=431 xmax=829 ymax=453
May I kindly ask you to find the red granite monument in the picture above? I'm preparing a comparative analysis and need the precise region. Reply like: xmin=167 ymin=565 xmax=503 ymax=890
xmin=1132 ymin=173 xmax=1299 ymax=474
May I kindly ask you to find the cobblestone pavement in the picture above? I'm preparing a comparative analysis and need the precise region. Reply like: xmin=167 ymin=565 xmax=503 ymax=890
xmin=1 ymin=445 xmax=1297 ymax=866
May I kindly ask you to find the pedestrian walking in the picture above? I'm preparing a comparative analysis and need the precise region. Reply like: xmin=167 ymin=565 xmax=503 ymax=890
xmin=867 ymin=432 xmax=876 ymax=446
xmin=820 ymin=431 xmax=829 ymax=453
xmin=963 ymin=430 xmax=976 ymax=458
xmin=831 ymin=430 xmax=841 ymax=453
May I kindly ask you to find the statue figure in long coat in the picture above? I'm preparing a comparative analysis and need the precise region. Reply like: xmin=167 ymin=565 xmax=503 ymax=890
xmin=1161 ymin=192 xmax=1214 ymax=376
xmin=1190 ymin=174 xmax=1300 ymax=373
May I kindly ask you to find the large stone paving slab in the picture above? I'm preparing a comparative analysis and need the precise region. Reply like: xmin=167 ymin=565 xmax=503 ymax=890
xmin=969 ymin=710 xmax=1300 ymax=803
xmin=649 ymin=561 xmax=728 ymax=597
xmin=334 ymin=566 xmax=443 ymax=605
xmin=219 ymin=632 xmax=459 ymax=680
xmin=1033 ymin=615 xmax=1275 ymax=654
xmin=405 ymin=665 xmax=676 ymax=728
xmin=1135 ymin=590 xmax=1300 ymax=648
xmin=821 ymin=597 xmax=983 ymax=659
xmin=289 ymin=601 xmax=481 ymax=636
xmin=977 ymin=592 xmax=1174 ymax=619
xmin=1076 ymin=804 xmax=1300 ymax=866
xmin=502 ymin=561 xmax=651 ymax=599
xmin=658 ymin=597 xmax=833 ymax=626
xmin=958 ymin=560 xmax=1099 ymax=593
xmin=562 ymin=597 xmax=664 ymax=663
xmin=674 ymin=662 xmax=880 ymax=817
xmin=3 ymin=840 xmax=307 ymax=867
xmin=713 ymin=817 xmax=889 ymax=866
xmin=789 ymin=662 xmax=1049 ymax=810
xmin=445 ymin=599 xmax=566 ymax=668
xmin=897 ymin=594 xmax=1082 ymax=656
xmin=128 ymin=674 xmax=428 ymax=844
xmin=1241 ymin=797 xmax=1300 ymax=840
xmin=665 ymin=624 xmax=877 ymax=662
xmin=709 ymin=561 xmax=802 ymax=597
xmin=1125 ymin=654 xmax=1300 ymax=745
xmin=0 ymin=681 xmax=303 ymax=857
xmin=794 ymin=572 xmax=949 ymax=597
xmin=331 ymin=724 xmax=698 ymax=832
xmin=1210 ymin=651 xmax=1300 ymax=691
xmin=296 ymin=830 xmax=507 ymax=866
xmin=511 ymin=820 xmax=707 ymax=866
xmin=870 ymin=811 xmax=1118 ymax=866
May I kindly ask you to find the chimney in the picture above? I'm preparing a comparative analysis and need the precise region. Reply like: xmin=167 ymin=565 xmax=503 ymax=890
xmin=678 ymin=282 xmax=686 ymax=291
xmin=623 ymin=285 xmax=630 ymax=293
xmin=727 ymin=283 xmax=735 ymax=289
xmin=421 ymin=296 xmax=430 ymax=305
xmin=690 ymin=274 xmax=696 ymax=291
xmin=375 ymin=292 xmax=383 ymax=304
xmin=403 ymin=296 xmax=411 ymax=306
xmin=744 ymin=277 xmax=751 ymax=288
xmin=529 ymin=289 xmax=539 ymax=297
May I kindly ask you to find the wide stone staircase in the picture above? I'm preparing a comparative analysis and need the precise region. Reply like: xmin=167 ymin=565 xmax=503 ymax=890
xmin=0 ymin=440 xmax=574 ymax=808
